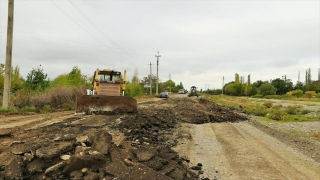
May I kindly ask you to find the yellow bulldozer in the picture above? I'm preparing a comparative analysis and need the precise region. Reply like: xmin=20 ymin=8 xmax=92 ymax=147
xmin=76 ymin=68 xmax=137 ymax=114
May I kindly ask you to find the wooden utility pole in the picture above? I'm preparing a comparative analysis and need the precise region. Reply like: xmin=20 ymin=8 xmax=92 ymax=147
xmin=3 ymin=0 xmax=14 ymax=109
xmin=148 ymin=62 xmax=153 ymax=95
xmin=155 ymin=51 xmax=161 ymax=95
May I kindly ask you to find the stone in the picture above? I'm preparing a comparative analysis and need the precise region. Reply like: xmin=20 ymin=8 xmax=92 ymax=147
xmin=76 ymin=135 xmax=89 ymax=143
xmin=60 ymin=155 xmax=71 ymax=160
xmin=45 ymin=161 xmax=67 ymax=174
xmin=134 ymin=147 xmax=157 ymax=162
xmin=36 ymin=142 xmax=74 ymax=159
xmin=26 ymin=158 xmax=46 ymax=173
xmin=4 ymin=156 xmax=24 ymax=180
xmin=88 ymin=130 xmax=112 ymax=155
xmin=63 ymin=153 xmax=105 ymax=173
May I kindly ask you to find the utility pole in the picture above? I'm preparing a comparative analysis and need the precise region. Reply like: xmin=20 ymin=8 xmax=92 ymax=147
xmin=222 ymin=76 xmax=224 ymax=96
xmin=3 ymin=0 xmax=14 ymax=109
xmin=204 ymin=84 xmax=210 ymax=92
xmin=148 ymin=62 xmax=153 ymax=95
xmin=155 ymin=51 xmax=161 ymax=95
xmin=169 ymin=74 xmax=171 ymax=92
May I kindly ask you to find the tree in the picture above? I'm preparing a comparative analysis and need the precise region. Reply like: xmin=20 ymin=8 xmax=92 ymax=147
xmin=259 ymin=84 xmax=277 ymax=96
xmin=305 ymin=91 xmax=316 ymax=99
xmin=125 ymin=82 xmax=143 ymax=97
xmin=161 ymin=80 xmax=175 ymax=92
xmin=176 ymin=82 xmax=184 ymax=90
xmin=291 ymin=89 xmax=303 ymax=98
xmin=271 ymin=77 xmax=293 ymax=95
xmin=0 ymin=64 xmax=24 ymax=94
xmin=11 ymin=66 xmax=25 ymax=92
xmin=131 ymin=68 xmax=140 ymax=85
xmin=224 ymin=82 xmax=243 ymax=96
xmin=24 ymin=65 xmax=50 ymax=92
xmin=51 ymin=66 xmax=90 ymax=88
xmin=294 ymin=81 xmax=304 ymax=91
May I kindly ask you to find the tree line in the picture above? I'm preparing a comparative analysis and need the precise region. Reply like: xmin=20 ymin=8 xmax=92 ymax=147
xmin=206 ymin=69 xmax=320 ymax=98
xmin=0 ymin=65 xmax=185 ymax=113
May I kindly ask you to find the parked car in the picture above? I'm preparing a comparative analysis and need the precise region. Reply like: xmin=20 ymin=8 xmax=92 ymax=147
xmin=159 ymin=92 xmax=169 ymax=98
xmin=178 ymin=89 xmax=185 ymax=94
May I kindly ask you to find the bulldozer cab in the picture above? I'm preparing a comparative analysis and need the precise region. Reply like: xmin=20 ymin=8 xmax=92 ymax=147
xmin=93 ymin=69 xmax=124 ymax=96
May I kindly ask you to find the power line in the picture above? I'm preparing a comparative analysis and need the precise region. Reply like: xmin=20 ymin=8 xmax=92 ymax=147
xmin=67 ymin=0 xmax=136 ymax=59
xmin=49 ymin=0 xmax=129 ymax=60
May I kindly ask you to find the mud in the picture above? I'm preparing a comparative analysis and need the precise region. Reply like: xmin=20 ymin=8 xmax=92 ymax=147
xmin=0 ymin=97 xmax=247 ymax=180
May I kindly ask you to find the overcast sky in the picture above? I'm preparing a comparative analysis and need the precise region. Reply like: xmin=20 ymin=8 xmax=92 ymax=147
xmin=0 ymin=0 xmax=319 ymax=91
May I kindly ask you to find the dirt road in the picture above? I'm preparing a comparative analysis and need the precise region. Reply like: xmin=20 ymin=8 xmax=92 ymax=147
xmin=0 ymin=94 xmax=319 ymax=179
xmin=174 ymin=122 xmax=320 ymax=180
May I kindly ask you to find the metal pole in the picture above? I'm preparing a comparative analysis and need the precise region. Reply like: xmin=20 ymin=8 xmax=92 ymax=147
xmin=3 ymin=0 xmax=14 ymax=109
xmin=155 ymin=51 xmax=161 ymax=95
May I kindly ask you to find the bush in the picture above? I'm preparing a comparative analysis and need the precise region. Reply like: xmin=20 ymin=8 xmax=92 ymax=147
xmin=13 ymin=85 xmax=86 ymax=112
xmin=285 ymin=105 xmax=300 ymax=115
xmin=0 ymin=106 xmax=18 ymax=114
xmin=244 ymin=104 xmax=268 ymax=116
xmin=300 ymin=109 xmax=310 ymax=115
xmin=263 ymin=101 xmax=273 ymax=108
xmin=20 ymin=105 xmax=36 ymax=113
xmin=267 ymin=109 xmax=285 ymax=120
xmin=272 ymin=104 xmax=283 ymax=109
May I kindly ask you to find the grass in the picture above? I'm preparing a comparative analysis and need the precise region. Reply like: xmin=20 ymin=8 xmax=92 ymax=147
xmin=205 ymin=95 xmax=319 ymax=122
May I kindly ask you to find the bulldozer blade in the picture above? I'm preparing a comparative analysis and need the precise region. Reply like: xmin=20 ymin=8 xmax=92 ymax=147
xmin=76 ymin=95 xmax=137 ymax=115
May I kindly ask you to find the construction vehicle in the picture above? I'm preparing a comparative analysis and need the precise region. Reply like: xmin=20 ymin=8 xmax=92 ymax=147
xmin=188 ymin=86 xmax=199 ymax=97
xmin=76 ymin=68 xmax=137 ymax=114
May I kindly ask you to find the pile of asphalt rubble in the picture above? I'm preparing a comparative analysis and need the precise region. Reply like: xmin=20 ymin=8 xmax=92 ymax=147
xmin=0 ymin=98 xmax=247 ymax=180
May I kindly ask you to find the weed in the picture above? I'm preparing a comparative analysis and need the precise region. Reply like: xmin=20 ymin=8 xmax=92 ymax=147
xmin=311 ymin=133 xmax=320 ymax=140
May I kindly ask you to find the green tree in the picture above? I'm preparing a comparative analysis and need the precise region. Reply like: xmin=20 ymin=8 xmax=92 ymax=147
xmin=271 ymin=78 xmax=293 ymax=95
xmin=291 ymin=89 xmax=303 ymax=98
xmin=125 ymin=82 xmax=143 ymax=97
xmin=11 ymin=66 xmax=25 ymax=92
xmin=0 ymin=64 xmax=24 ymax=94
xmin=176 ymin=82 xmax=184 ymax=90
xmin=225 ymin=82 xmax=243 ymax=96
xmin=51 ymin=66 xmax=90 ymax=88
xmin=24 ymin=65 xmax=50 ymax=92
xmin=259 ymin=84 xmax=277 ymax=96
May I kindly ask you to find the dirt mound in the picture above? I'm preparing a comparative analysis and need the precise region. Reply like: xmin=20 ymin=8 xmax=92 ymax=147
xmin=0 ymin=97 xmax=247 ymax=180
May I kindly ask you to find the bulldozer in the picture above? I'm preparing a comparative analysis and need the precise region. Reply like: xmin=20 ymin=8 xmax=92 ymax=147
xmin=76 ymin=68 xmax=137 ymax=114
xmin=188 ymin=86 xmax=199 ymax=97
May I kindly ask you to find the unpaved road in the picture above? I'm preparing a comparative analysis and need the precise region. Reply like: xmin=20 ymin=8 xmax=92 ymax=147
xmin=0 ymin=94 xmax=320 ymax=180
xmin=174 ymin=122 xmax=320 ymax=180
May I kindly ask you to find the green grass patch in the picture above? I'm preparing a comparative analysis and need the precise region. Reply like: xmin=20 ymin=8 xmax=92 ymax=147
xmin=0 ymin=106 xmax=19 ymax=115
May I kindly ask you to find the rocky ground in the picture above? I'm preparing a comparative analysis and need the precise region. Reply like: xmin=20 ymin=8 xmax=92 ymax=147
xmin=0 ymin=95 xmax=319 ymax=180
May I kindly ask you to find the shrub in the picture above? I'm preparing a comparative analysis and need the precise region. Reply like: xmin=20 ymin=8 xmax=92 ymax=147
xmin=285 ymin=105 xmax=300 ymax=115
xmin=267 ymin=109 xmax=285 ymax=120
xmin=263 ymin=101 xmax=273 ymax=108
xmin=244 ymin=104 xmax=268 ymax=116
xmin=20 ymin=105 xmax=36 ymax=113
xmin=0 ymin=106 xmax=18 ymax=114
xmin=272 ymin=104 xmax=283 ymax=109
xmin=300 ymin=109 xmax=310 ymax=115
